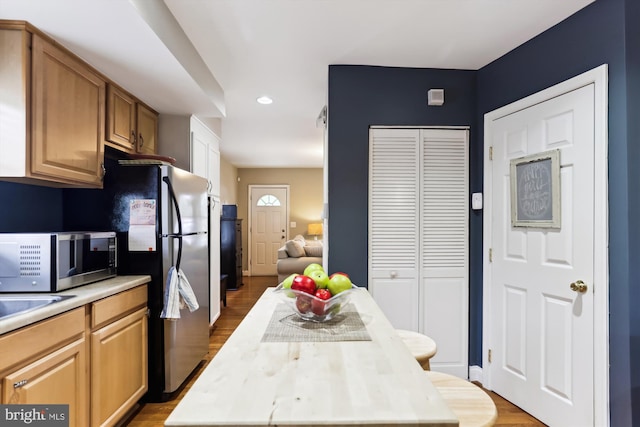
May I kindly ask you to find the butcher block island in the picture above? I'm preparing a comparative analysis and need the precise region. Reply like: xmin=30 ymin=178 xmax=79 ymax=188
xmin=165 ymin=286 xmax=458 ymax=426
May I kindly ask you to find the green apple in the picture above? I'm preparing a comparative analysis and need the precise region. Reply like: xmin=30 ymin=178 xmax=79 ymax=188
xmin=309 ymin=269 xmax=330 ymax=289
xmin=303 ymin=263 xmax=324 ymax=276
xmin=281 ymin=273 xmax=298 ymax=297
xmin=327 ymin=274 xmax=353 ymax=296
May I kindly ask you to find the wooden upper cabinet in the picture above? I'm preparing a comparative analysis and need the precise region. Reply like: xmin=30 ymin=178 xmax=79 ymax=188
xmin=31 ymin=34 xmax=106 ymax=187
xmin=106 ymin=85 xmax=136 ymax=151
xmin=136 ymin=103 xmax=158 ymax=155
xmin=106 ymin=84 xmax=158 ymax=155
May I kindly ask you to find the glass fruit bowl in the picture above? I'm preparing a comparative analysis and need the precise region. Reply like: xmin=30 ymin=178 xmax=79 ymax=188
xmin=274 ymin=283 xmax=358 ymax=322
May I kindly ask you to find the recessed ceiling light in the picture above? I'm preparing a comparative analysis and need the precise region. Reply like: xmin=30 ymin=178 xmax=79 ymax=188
xmin=256 ymin=96 xmax=273 ymax=105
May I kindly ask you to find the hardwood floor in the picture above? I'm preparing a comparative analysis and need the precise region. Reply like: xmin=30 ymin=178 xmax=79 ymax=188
xmin=124 ymin=276 xmax=546 ymax=427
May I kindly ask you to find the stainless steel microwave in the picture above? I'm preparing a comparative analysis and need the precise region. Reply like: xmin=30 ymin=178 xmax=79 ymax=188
xmin=0 ymin=232 xmax=117 ymax=292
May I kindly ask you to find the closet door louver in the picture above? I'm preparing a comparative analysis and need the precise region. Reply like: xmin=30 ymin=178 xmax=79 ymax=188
xmin=421 ymin=129 xmax=468 ymax=269
xmin=369 ymin=129 xmax=419 ymax=270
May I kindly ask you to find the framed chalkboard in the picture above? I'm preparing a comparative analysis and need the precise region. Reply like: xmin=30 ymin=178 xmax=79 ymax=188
xmin=510 ymin=149 xmax=561 ymax=228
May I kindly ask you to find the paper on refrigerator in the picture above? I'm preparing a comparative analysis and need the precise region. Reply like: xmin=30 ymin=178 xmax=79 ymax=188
xmin=129 ymin=199 xmax=157 ymax=251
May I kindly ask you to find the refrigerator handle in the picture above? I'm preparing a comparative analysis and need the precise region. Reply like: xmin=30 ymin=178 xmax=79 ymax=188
xmin=162 ymin=176 xmax=184 ymax=271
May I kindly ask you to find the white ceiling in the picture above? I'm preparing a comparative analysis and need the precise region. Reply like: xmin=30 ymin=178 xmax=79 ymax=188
xmin=1 ymin=0 xmax=594 ymax=168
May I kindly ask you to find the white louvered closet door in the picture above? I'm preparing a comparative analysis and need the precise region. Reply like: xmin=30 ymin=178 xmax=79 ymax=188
xmin=369 ymin=128 xmax=421 ymax=330
xmin=369 ymin=128 xmax=469 ymax=378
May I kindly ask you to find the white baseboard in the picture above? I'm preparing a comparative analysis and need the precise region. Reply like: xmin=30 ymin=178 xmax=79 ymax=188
xmin=243 ymin=270 xmax=250 ymax=276
xmin=469 ymin=365 xmax=483 ymax=384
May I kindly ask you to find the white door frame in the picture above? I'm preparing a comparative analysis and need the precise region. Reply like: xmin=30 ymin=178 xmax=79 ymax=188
xmin=247 ymin=184 xmax=290 ymax=276
xmin=482 ymin=64 xmax=609 ymax=426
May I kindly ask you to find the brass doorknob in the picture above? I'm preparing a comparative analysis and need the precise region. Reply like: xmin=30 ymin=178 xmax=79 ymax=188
xmin=570 ymin=280 xmax=588 ymax=293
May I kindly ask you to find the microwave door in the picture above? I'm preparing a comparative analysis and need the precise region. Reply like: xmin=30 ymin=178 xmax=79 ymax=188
xmin=67 ymin=240 xmax=77 ymax=276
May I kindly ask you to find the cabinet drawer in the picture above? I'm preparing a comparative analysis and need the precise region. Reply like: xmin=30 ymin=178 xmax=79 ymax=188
xmin=0 ymin=307 xmax=85 ymax=371
xmin=91 ymin=285 xmax=147 ymax=329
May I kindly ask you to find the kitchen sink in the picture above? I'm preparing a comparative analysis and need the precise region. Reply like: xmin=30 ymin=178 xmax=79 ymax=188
xmin=0 ymin=295 xmax=75 ymax=321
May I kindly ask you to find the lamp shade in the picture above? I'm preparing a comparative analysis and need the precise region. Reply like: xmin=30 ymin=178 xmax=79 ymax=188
xmin=307 ymin=223 xmax=323 ymax=236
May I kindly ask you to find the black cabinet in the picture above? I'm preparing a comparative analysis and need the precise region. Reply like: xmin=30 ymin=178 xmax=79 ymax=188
xmin=221 ymin=218 xmax=242 ymax=289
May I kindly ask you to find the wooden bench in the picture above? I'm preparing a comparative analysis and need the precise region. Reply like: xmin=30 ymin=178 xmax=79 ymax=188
xmin=396 ymin=329 xmax=437 ymax=370
xmin=426 ymin=371 xmax=497 ymax=427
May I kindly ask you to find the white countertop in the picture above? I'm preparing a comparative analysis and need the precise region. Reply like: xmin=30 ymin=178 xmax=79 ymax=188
xmin=165 ymin=287 xmax=458 ymax=427
xmin=0 ymin=275 xmax=151 ymax=335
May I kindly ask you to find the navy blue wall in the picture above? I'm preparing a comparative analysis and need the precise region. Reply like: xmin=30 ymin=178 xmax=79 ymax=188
xmin=624 ymin=0 xmax=640 ymax=422
xmin=477 ymin=0 xmax=633 ymax=424
xmin=327 ymin=0 xmax=637 ymax=424
xmin=0 ymin=181 xmax=63 ymax=232
xmin=327 ymin=65 xmax=481 ymax=357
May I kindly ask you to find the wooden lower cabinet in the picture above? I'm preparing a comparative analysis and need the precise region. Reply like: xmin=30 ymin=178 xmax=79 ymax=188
xmin=91 ymin=307 xmax=148 ymax=427
xmin=0 ymin=308 xmax=88 ymax=427
xmin=0 ymin=284 xmax=148 ymax=427
xmin=3 ymin=339 xmax=87 ymax=426
xmin=90 ymin=285 xmax=148 ymax=427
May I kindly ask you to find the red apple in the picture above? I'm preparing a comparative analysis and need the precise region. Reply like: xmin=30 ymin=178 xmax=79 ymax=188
xmin=296 ymin=295 xmax=312 ymax=314
xmin=291 ymin=275 xmax=316 ymax=295
xmin=329 ymin=272 xmax=349 ymax=279
xmin=312 ymin=288 xmax=332 ymax=315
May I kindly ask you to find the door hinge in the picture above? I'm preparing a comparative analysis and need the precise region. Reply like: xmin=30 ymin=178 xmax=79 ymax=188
xmin=489 ymin=248 xmax=493 ymax=263
xmin=488 ymin=349 xmax=492 ymax=363
xmin=489 ymin=146 xmax=493 ymax=160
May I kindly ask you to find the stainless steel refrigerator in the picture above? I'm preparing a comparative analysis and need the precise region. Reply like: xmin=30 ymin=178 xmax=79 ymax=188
xmin=66 ymin=159 xmax=210 ymax=401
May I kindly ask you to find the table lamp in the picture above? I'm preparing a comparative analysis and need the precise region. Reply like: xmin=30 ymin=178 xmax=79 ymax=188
xmin=307 ymin=223 xmax=323 ymax=240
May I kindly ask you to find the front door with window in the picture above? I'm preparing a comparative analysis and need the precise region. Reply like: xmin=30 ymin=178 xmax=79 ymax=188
xmin=249 ymin=186 xmax=289 ymax=276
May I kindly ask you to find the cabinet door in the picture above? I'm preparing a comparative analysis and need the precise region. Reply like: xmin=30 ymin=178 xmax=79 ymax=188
xmin=3 ymin=338 xmax=88 ymax=427
xmin=106 ymin=85 xmax=136 ymax=152
xmin=191 ymin=128 xmax=209 ymax=180
xmin=136 ymin=103 xmax=158 ymax=155
xmin=31 ymin=34 xmax=105 ymax=187
xmin=190 ymin=117 xmax=220 ymax=194
xmin=91 ymin=307 xmax=147 ymax=427
xmin=208 ymin=141 xmax=220 ymax=196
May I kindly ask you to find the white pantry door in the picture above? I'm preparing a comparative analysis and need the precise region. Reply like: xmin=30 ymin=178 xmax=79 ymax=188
xmin=369 ymin=127 xmax=469 ymax=378
xmin=488 ymin=84 xmax=595 ymax=426
xmin=249 ymin=186 xmax=289 ymax=276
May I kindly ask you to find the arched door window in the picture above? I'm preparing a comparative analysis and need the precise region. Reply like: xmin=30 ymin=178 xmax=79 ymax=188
xmin=256 ymin=194 xmax=281 ymax=206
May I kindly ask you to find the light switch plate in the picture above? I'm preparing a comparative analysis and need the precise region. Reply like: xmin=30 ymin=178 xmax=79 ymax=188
xmin=472 ymin=193 xmax=483 ymax=210
xmin=290 ymin=221 xmax=297 ymax=228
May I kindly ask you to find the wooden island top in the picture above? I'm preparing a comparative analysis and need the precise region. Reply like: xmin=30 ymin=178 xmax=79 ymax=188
xmin=165 ymin=286 xmax=458 ymax=426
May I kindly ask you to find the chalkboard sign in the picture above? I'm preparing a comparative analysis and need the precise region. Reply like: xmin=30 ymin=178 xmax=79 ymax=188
xmin=510 ymin=149 xmax=560 ymax=228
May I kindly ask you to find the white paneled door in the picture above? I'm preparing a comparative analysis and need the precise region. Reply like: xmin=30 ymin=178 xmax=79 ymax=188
xmin=369 ymin=127 xmax=469 ymax=378
xmin=487 ymin=82 xmax=600 ymax=426
xmin=249 ymin=186 xmax=289 ymax=276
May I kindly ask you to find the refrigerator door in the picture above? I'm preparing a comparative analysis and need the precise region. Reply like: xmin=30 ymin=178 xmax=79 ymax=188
xmin=160 ymin=166 xmax=210 ymax=393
